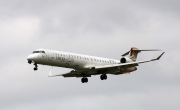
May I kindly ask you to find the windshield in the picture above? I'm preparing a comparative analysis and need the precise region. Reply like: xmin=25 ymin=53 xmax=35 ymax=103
xmin=33 ymin=51 xmax=45 ymax=54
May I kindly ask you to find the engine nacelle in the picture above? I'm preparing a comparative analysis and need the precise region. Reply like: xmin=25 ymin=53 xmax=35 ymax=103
xmin=120 ymin=57 xmax=132 ymax=63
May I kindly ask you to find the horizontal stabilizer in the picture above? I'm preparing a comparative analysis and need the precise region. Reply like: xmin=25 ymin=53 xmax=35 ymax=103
xmin=137 ymin=49 xmax=161 ymax=52
xmin=122 ymin=51 xmax=130 ymax=56
xmin=122 ymin=49 xmax=161 ymax=56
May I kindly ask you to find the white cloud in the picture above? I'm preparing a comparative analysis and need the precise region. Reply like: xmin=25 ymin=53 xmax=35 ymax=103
xmin=0 ymin=17 xmax=40 ymax=49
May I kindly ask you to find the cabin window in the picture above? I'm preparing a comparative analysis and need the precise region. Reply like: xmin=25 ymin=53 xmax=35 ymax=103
xmin=33 ymin=51 xmax=39 ymax=53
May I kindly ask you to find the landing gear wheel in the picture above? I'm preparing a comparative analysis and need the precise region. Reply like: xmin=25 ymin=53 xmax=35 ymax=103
xmin=34 ymin=67 xmax=38 ymax=71
xmin=33 ymin=63 xmax=38 ymax=71
xmin=100 ymin=74 xmax=107 ymax=80
xmin=81 ymin=78 xmax=84 ymax=83
xmin=104 ymin=74 xmax=107 ymax=80
xmin=81 ymin=77 xmax=88 ymax=83
xmin=100 ymin=75 xmax=104 ymax=80
xmin=85 ymin=77 xmax=88 ymax=82
xmin=28 ymin=60 xmax=32 ymax=64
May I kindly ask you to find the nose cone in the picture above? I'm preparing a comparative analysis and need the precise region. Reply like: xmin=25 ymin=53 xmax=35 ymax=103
xmin=27 ymin=54 xmax=38 ymax=61
xmin=27 ymin=55 xmax=32 ymax=60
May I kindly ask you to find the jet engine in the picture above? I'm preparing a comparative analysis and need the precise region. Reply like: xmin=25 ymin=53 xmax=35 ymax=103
xmin=120 ymin=57 xmax=132 ymax=63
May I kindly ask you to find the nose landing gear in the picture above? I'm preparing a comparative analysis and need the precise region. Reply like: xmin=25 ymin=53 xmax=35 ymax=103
xmin=34 ymin=63 xmax=38 ymax=71
xmin=27 ymin=60 xmax=38 ymax=71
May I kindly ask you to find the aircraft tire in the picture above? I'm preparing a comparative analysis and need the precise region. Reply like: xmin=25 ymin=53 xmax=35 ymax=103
xmin=100 ymin=74 xmax=107 ymax=80
xmin=34 ymin=67 xmax=38 ymax=71
xmin=85 ymin=77 xmax=88 ymax=83
xmin=100 ymin=75 xmax=104 ymax=80
xmin=81 ymin=78 xmax=84 ymax=83
xmin=104 ymin=74 xmax=107 ymax=80
xmin=81 ymin=77 xmax=88 ymax=83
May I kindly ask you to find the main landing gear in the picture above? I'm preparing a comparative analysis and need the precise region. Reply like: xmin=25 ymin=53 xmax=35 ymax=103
xmin=100 ymin=74 xmax=107 ymax=80
xmin=81 ymin=77 xmax=88 ymax=83
xmin=81 ymin=74 xmax=107 ymax=83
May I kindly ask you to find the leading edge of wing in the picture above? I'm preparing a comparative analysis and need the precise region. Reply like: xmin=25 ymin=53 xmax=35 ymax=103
xmin=48 ymin=70 xmax=64 ymax=77
xmin=89 ymin=52 xmax=165 ymax=70
xmin=48 ymin=70 xmax=90 ymax=77
xmin=48 ymin=70 xmax=76 ymax=77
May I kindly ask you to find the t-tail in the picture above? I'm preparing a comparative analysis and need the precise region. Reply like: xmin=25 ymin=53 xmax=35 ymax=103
xmin=122 ymin=47 xmax=161 ymax=62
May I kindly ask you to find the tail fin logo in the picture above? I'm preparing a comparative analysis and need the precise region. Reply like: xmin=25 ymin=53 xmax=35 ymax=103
xmin=129 ymin=47 xmax=140 ymax=61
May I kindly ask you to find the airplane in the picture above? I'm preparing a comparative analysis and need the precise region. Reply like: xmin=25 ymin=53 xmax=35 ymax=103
xmin=27 ymin=47 xmax=165 ymax=83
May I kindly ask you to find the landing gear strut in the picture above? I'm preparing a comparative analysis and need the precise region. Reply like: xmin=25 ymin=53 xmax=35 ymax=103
xmin=34 ymin=63 xmax=38 ymax=71
xmin=81 ymin=77 xmax=88 ymax=83
xmin=100 ymin=74 xmax=107 ymax=80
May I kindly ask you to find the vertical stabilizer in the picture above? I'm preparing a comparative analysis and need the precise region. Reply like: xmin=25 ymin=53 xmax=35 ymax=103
xmin=121 ymin=47 xmax=161 ymax=61
xmin=129 ymin=47 xmax=141 ymax=61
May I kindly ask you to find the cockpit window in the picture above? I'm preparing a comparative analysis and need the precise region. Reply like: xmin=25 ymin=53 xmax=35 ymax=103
xmin=41 ymin=51 xmax=45 ymax=53
xmin=33 ymin=51 xmax=45 ymax=54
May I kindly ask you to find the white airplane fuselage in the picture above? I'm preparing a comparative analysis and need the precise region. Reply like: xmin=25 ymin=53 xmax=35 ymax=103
xmin=28 ymin=49 xmax=125 ymax=70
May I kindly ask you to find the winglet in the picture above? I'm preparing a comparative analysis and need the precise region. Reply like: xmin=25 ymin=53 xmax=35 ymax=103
xmin=152 ymin=52 xmax=165 ymax=61
xmin=122 ymin=51 xmax=130 ymax=56
xmin=156 ymin=52 xmax=165 ymax=60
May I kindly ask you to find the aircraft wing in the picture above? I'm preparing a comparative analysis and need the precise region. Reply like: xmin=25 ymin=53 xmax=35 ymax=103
xmin=49 ymin=52 xmax=164 ymax=77
xmin=90 ymin=52 xmax=165 ymax=70
xmin=49 ymin=70 xmax=91 ymax=77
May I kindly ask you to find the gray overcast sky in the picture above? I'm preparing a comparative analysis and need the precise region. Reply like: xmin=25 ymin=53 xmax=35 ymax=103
xmin=0 ymin=0 xmax=180 ymax=110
